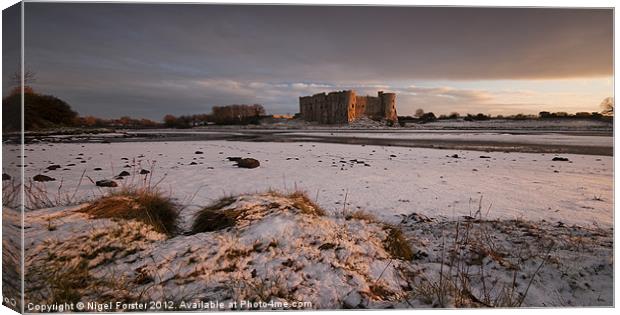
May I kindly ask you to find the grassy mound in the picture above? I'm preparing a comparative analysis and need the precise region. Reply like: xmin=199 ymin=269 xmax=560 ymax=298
xmin=191 ymin=190 xmax=324 ymax=235
xmin=80 ymin=188 xmax=179 ymax=236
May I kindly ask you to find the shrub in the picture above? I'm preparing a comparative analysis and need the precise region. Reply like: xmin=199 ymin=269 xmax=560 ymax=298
xmin=3 ymin=92 xmax=78 ymax=131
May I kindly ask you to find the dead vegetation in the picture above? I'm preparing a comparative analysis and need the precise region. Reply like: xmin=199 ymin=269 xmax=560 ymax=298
xmin=345 ymin=210 xmax=378 ymax=223
xmin=190 ymin=195 xmax=238 ymax=234
xmin=80 ymin=187 xmax=180 ymax=236
xmin=286 ymin=190 xmax=326 ymax=216
xmin=383 ymin=226 xmax=414 ymax=261
xmin=2 ymin=178 xmax=20 ymax=209
xmin=397 ymin=211 xmax=599 ymax=308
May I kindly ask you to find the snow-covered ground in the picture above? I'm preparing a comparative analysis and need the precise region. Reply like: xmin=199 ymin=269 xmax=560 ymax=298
xmin=2 ymin=138 xmax=613 ymax=309
xmin=405 ymin=119 xmax=612 ymax=131
xmin=11 ymin=193 xmax=613 ymax=309
xmin=285 ymin=131 xmax=613 ymax=148
xmin=4 ymin=140 xmax=612 ymax=227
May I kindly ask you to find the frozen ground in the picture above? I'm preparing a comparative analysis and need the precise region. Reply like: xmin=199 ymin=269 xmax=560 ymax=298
xmin=3 ymin=140 xmax=612 ymax=227
xmin=285 ymin=131 xmax=612 ymax=148
xmin=14 ymin=193 xmax=613 ymax=309
xmin=407 ymin=118 xmax=612 ymax=131
xmin=2 ymin=138 xmax=613 ymax=309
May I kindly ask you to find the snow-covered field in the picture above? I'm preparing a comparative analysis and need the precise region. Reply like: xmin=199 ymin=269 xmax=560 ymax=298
xmin=405 ymin=119 xmax=613 ymax=131
xmin=2 ymin=138 xmax=614 ymax=309
xmin=4 ymin=140 xmax=612 ymax=227
xmin=285 ymin=131 xmax=613 ymax=148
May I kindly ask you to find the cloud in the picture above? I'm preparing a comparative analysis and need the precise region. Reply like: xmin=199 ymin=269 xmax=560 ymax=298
xmin=17 ymin=3 xmax=612 ymax=118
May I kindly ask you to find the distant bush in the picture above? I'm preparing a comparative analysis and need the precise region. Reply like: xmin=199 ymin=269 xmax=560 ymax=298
xmin=464 ymin=113 xmax=491 ymax=121
xmin=418 ymin=112 xmax=437 ymax=123
xmin=3 ymin=92 xmax=78 ymax=131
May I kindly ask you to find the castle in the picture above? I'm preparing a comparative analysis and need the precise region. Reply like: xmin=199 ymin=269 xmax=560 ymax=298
xmin=299 ymin=90 xmax=398 ymax=124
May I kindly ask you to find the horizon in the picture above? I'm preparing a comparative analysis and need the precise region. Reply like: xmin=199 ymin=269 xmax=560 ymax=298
xmin=2 ymin=3 xmax=613 ymax=120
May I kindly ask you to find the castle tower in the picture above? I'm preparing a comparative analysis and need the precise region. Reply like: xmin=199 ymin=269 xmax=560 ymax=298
xmin=379 ymin=91 xmax=398 ymax=123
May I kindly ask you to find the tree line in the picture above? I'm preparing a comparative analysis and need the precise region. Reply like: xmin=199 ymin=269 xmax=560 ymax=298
xmin=162 ymin=104 xmax=266 ymax=128
xmin=398 ymin=98 xmax=614 ymax=125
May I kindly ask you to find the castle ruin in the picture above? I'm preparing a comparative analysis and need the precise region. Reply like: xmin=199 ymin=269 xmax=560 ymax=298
xmin=299 ymin=90 xmax=398 ymax=124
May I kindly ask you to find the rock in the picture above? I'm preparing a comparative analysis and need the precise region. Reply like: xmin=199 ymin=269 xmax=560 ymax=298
xmin=236 ymin=158 xmax=260 ymax=169
xmin=552 ymin=157 xmax=570 ymax=162
xmin=93 ymin=167 xmax=103 ymax=171
xmin=227 ymin=157 xmax=242 ymax=162
xmin=139 ymin=169 xmax=150 ymax=175
xmin=195 ymin=151 xmax=203 ymax=154
xmin=33 ymin=174 xmax=55 ymax=182
xmin=413 ymin=250 xmax=429 ymax=260
xmin=400 ymin=212 xmax=432 ymax=223
xmin=118 ymin=171 xmax=131 ymax=177
xmin=451 ymin=154 xmax=459 ymax=158
xmin=2 ymin=173 xmax=11 ymax=181
xmin=46 ymin=164 xmax=61 ymax=170
xmin=342 ymin=291 xmax=363 ymax=309
xmin=189 ymin=162 xmax=198 ymax=165
xmin=96 ymin=179 xmax=118 ymax=187
xmin=389 ymin=154 xmax=397 ymax=158
xmin=479 ymin=156 xmax=491 ymax=159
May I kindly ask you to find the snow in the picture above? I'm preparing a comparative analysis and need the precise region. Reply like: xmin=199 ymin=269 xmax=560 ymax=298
xmin=14 ymin=192 xmax=613 ymax=309
xmin=285 ymin=131 xmax=613 ymax=148
xmin=405 ymin=118 xmax=612 ymax=131
xmin=21 ymin=193 xmax=409 ymax=309
xmin=4 ymin=140 xmax=612 ymax=228
xmin=3 ymin=135 xmax=613 ymax=309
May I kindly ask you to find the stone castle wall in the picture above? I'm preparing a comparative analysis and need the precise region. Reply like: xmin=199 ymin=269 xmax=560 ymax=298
xmin=299 ymin=90 xmax=397 ymax=124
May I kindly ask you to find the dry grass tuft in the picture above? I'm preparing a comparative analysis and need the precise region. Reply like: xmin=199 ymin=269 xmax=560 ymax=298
xmin=80 ymin=188 xmax=179 ymax=236
xmin=345 ymin=210 xmax=378 ymax=223
xmin=287 ymin=190 xmax=325 ymax=216
xmin=384 ymin=226 xmax=414 ymax=261
xmin=191 ymin=196 xmax=239 ymax=234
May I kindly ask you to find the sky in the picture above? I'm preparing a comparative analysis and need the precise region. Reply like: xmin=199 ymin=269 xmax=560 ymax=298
xmin=3 ymin=3 xmax=614 ymax=119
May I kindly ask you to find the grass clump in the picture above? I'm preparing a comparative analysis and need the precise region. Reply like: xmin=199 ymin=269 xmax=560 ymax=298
xmin=384 ymin=226 xmax=414 ymax=261
xmin=345 ymin=210 xmax=378 ymax=223
xmin=80 ymin=187 xmax=179 ymax=236
xmin=287 ymin=190 xmax=325 ymax=216
xmin=191 ymin=196 xmax=239 ymax=234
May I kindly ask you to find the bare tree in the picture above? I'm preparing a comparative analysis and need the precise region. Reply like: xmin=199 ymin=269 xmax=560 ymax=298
xmin=11 ymin=67 xmax=36 ymax=87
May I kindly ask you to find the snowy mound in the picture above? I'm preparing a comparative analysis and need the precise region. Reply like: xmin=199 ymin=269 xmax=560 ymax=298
xmin=24 ymin=192 xmax=412 ymax=309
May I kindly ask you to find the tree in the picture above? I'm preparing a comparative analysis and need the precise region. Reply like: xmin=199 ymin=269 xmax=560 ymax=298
xmin=600 ymin=97 xmax=614 ymax=116
xmin=414 ymin=108 xmax=425 ymax=118
xmin=419 ymin=112 xmax=437 ymax=123
xmin=3 ymin=92 xmax=78 ymax=130
xmin=9 ymin=67 xmax=36 ymax=95
xmin=539 ymin=111 xmax=552 ymax=119
xmin=163 ymin=114 xmax=178 ymax=128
